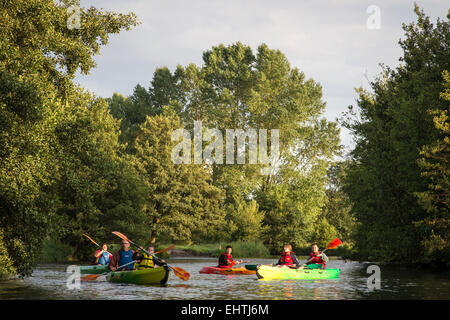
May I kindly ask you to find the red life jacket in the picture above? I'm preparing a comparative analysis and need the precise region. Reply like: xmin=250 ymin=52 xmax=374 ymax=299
xmin=279 ymin=251 xmax=295 ymax=265
xmin=309 ymin=252 xmax=326 ymax=267
xmin=218 ymin=253 xmax=235 ymax=268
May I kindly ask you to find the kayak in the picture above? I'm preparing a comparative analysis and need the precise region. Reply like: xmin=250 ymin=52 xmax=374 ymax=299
xmin=245 ymin=263 xmax=323 ymax=271
xmin=303 ymin=263 xmax=324 ymax=269
xmin=256 ymin=265 xmax=339 ymax=280
xmin=106 ymin=266 xmax=170 ymax=285
xmin=245 ymin=264 xmax=259 ymax=271
xmin=199 ymin=266 xmax=256 ymax=275
xmin=79 ymin=265 xmax=109 ymax=274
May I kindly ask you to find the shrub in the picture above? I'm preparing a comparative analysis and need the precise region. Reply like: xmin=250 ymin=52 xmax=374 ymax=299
xmin=39 ymin=238 xmax=74 ymax=263
xmin=0 ymin=230 xmax=17 ymax=279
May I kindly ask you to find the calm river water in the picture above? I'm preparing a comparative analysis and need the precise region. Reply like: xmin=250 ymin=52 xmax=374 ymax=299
xmin=1 ymin=257 xmax=449 ymax=300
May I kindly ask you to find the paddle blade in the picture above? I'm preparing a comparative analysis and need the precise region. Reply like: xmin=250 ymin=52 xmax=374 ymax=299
xmin=82 ymin=234 xmax=99 ymax=247
xmin=326 ymin=238 xmax=342 ymax=250
xmin=171 ymin=266 xmax=190 ymax=281
xmin=155 ymin=244 xmax=175 ymax=255
xmin=81 ymin=274 xmax=102 ymax=281
xmin=112 ymin=231 xmax=130 ymax=242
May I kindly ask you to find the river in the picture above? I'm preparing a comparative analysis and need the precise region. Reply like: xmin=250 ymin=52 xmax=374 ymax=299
xmin=1 ymin=257 xmax=449 ymax=300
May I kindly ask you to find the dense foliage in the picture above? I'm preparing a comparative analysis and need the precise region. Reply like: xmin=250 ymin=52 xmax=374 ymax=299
xmin=1 ymin=1 xmax=447 ymax=278
xmin=109 ymin=42 xmax=341 ymax=253
xmin=341 ymin=6 xmax=449 ymax=266
xmin=0 ymin=0 xmax=139 ymax=276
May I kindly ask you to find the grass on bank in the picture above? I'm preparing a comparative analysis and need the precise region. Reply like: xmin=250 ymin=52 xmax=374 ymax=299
xmin=160 ymin=241 xmax=272 ymax=258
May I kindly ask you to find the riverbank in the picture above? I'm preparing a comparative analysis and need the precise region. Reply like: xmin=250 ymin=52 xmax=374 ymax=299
xmin=161 ymin=242 xmax=355 ymax=259
xmin=161 ymin=241 xmax=272 ymax=258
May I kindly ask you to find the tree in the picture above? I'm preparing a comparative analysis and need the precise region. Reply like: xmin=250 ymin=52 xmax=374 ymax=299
xmin=226 ymin=196 xmax=266 ymax=241
xmin=319 ymin=162 xmax=355 ymax=242
xmin=109 ymin=42 xmax=341 ymax=250
xmin=341 ymin=6 xmax=449 ymax=265
xmin=131 ymin=114 xmax=226 ymax=244
xmin=414 ymin=70 xmax=450 ymax=265
xmin=0 ymin=0 xmax=138 ymax=276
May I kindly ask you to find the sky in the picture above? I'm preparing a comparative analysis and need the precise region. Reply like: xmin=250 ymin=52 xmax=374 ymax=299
xmin=74 ymin=0 xmax=449 ymax=151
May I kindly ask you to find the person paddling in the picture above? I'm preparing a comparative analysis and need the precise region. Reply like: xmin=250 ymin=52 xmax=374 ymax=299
xmin=109 ymin=240 xmax=136 ymax=271
xmin=274 ymin=244 xmax=300 ymax=267
xmin=93 ymin=243 xmax=112 ymax=265
xmin=305 ymin=243 xmax=328 ymax=268
xmin=218 ymin=245 xmax=242 ymax=268
xmin=134 ymin=246 xmax=166 ymax=269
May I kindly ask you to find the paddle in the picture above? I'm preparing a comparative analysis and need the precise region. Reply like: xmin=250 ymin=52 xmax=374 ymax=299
xmin=155 ymin=244 xmax=175 ymax=255
xmin=82 ymin=233 xmax=112 ymax=256
xmin=112 ymin=231 xmax=190 ymax=281
xmin=301 ymin=237 xmax=342 ymax=267
xmin=81 ymin=260 xmax=137 ymax=281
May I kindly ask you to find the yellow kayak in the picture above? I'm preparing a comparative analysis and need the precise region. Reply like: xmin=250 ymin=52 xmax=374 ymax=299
xmin=256 ymin=265 xmax=340 ymax=280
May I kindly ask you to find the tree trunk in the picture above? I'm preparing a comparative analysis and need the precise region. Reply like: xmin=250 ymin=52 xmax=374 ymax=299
xmin=150 ymin=217 xmax=160 ymax=244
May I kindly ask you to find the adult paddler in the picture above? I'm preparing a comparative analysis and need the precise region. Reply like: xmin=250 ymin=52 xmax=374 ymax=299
xmin=134 ymin=245 xmax=166 ymax=269
xmin=109 ymin=239 xmax=136 ymax=271
xmin=218 ymin=245 xmax=242 ymax=268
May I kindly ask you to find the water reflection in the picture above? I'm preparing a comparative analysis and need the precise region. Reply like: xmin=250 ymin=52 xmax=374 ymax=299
xmin=0 ymin=258 xmax=449 ymax=300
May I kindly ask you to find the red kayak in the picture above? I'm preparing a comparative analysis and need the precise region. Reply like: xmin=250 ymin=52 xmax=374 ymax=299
xmin=199 ymin=266 xmax=256 ymax=275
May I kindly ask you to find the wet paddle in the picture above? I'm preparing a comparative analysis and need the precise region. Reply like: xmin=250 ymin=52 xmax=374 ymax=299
xmin=155 ymin=244 xmax=175 ymax=255
xmin=81 ymin=260 xmax=137 ymax=281
xmin=112 ymin=231 xmax=190 ymax=281
xmin=82 ymin=233 xmax=112 ymax=256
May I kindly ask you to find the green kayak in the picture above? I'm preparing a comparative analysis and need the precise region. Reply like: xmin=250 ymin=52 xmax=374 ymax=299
xmin=256 ymin=265 xmax=339 ymax=280
xmin=106 ymin=266 xmax=170 ymax=285
xmin=245 ymin=263 xmax=323 ymax=271
xmin=79 ymin=265 xmax=109 ymax=274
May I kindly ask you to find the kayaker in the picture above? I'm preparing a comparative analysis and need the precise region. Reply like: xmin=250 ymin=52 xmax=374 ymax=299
xmin=109 ymin=240 xmax=136 ymax=271
xmin=274 ymin=244 xmax=300 ymax=267
xmin=134 ymin=246 xmax=166 ymax=269
xmin=93 ymin=243 xmax=112 ymax=265
xmin=218 ymin=245 xmax=242 ymax=268
xmin=305 ymin=243 xmax=328 ymax=268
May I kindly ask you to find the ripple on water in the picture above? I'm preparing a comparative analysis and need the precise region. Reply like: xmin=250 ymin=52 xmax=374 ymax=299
xmin=1 ymin=259 xmax=449 ymax=300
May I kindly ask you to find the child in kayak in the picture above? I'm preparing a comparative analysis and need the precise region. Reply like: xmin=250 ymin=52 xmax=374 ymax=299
xmin=274 ymin=244 xmax=300 ymax=267
xmin=218 ymin=245 xmax=243 ymax=268
xmin=305 ymin=243 xmax=328 ymax=268
xmin=134 ymin=246 xmax=166 ymax=269
xmin=93 ymin=243 xmax=112 ymax=265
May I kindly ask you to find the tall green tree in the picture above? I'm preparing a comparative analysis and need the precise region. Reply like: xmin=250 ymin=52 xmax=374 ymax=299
xmin=0 ymin=0 xmax=138 ymax=276
xmin=414 ymin=70 xmax=450 ymax=265
xmin=131 ymin=114 xmax=226 ymax=244
xmin=341 ymin=6 xmax=449 ymax=265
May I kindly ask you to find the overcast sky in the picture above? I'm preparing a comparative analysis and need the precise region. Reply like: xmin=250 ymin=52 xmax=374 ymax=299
xmin=74 ymin=0 xmax=449 ymax=150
